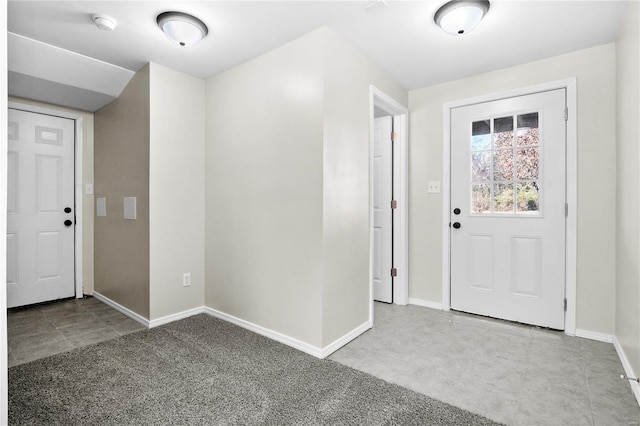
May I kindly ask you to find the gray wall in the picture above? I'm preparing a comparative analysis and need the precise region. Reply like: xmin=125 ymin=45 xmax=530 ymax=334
xmin=94 ymin=65 xmax=151 ymax=318
xmin=94 ymin=63 xmax=206 ymax=322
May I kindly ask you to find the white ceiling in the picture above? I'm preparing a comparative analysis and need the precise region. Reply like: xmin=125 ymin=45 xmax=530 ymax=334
xmin=7 ymin=1 xmax=630 ymax=110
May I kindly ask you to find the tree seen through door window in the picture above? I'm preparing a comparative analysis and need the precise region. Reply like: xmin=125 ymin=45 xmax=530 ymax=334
xmin=470 ymin=113 xmax=540 ymax=215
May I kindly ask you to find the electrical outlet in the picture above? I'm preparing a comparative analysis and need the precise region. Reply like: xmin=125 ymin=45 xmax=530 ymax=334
xmin=182 ymin=273 xmax=191 ymax=287
xmin=428 ymin=181 xmax=441 ymax=193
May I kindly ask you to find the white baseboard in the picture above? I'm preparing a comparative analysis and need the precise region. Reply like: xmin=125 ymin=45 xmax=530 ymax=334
xmin=614 ymin=336 xmax=640 ymax=407
xmin=409 ymin=298 xmax=443 ymax=310
xmin=203 ymin=307 xmax=369 ymax=359
xmin=575 ymin=328 xmax=614 ymax=343
xmin=204 ymin=307 xmax=324 ymax=357
xmin=148 ymin=306 xmax=205 ymax=328
xmin=319 ymin=320 xmax=371 ymax=358
xmin=92 ymin=291 xmax=150 ymax=328
xmin=93 ymin=292 xmax=207 ymax=329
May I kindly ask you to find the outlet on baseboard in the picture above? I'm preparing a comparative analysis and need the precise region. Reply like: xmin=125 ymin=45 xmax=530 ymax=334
xmin=182 ymin=273 xmax=191 ymax=287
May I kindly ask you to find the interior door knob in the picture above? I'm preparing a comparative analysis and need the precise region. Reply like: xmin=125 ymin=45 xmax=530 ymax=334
xmin=452 ymin=222 xmax=461 ymax=229
xmin=64 ymin=219 xmax=73 ymax=227
xmin=453 ymin=208 xmax=461 ymax=215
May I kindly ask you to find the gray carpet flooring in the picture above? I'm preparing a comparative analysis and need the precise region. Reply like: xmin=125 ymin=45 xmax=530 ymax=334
xmin=9 ymin=314 xmax=501 ymax=425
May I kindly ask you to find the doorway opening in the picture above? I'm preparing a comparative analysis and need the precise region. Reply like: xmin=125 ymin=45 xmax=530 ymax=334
xmin=369 ymin=86 xmax=409 ymax=323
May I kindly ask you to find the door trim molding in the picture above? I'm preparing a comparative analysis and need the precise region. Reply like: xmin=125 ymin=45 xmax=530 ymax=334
xmin=441 ymin=78 xmax=577 ymax=335
xmin=8 ymin=101 xmax=85 ymax=301
xmin=369 ymin=86 xmax=409 ymax=323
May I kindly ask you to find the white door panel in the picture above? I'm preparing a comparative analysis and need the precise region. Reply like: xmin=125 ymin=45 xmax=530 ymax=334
xmin=7 ymin=109 xmax=75 ymax=308
xmin=373 ymin=116 xmax=392 ymax=303
xmin=450 ymin=90 xmax=566 ymax=329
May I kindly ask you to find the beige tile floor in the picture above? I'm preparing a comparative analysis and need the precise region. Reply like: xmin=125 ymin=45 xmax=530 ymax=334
xmin=330 ymin=302 xmax=640 ymax=426
xmin=8 ymin=296 xmax=145 ymax=367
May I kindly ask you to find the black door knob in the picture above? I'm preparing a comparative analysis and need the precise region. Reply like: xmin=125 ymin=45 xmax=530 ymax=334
xmin=453 ymin=208 xmax=461 ymax=215
xmin=64 ymin=207 xmax=72 ymax=213
xmin=64 ymin=220 xmax=73 ymax=227
xmin=452 ymin=222 xmax=461 ymax=229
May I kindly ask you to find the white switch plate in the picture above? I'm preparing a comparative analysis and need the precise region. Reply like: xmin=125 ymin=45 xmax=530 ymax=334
xmin=96 ymin=197 xmax=106 ymax=217
xmin=124 ymin=197 xmax=137 ymax=220
xmin=428 ymin=181 xmax=441 ymax=193
xmin=85 ymin=183 xmax=94 ymax=195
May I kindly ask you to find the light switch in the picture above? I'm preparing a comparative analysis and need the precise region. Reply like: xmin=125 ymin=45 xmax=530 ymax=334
xmin=96 ymin=197 xmax=106 ymax=217
xmin=428 ymin=181 xmax=441 ymax=193
xmin=124 ymin=197 xmax=137 ymax=220
xmin=85 ymin=183 xmax=94 ymax=195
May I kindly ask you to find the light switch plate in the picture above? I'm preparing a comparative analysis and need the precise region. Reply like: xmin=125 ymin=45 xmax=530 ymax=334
xmin=124 ymin=197 xmax=137 ymax=220
xmin=85 ymin=183 xmax=94 ymax=195
xmin=428 ymin=181 xmax=441 ymax=193
xmin=96 ymin=197 xmax=106 ymax=217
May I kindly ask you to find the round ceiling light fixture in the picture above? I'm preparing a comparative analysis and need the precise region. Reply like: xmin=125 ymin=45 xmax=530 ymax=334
xmin=157 ymin=11 xmax=208 ymax=47
xmin=434 ymin=0 xmax=490 ymax=36
xmin=92 ymin=14 xmax=117 ymax=31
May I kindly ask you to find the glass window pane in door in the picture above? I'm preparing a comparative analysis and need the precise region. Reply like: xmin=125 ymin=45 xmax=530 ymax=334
xmin=493 ymin=149 xmax=514 ymax=181
xmin=494 ymin=183 xmax=514 ymax=214
xmin=517 ymin=113 xmax=539 ymax=146
xmin=472 ymin=120 xmax=491 ymax=151
xmin=471 ymin=184 xmax=490 ymax=214
xmin=471 ymin=152 xmax=491 ymax=182
xmin=516 ymin=147 xmax=539 ymax=180
xmin=517 ymin=182 xmax=540 ymax=213
xmin=493 ymin=116 xmax=514 ymax=148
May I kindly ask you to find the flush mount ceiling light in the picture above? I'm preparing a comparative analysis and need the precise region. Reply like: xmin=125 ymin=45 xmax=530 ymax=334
xmin=434 ymin=0 xmax=490 ymax=36
xmin=157 ymin=11 xmax=208 ymax=47
xmin=92 ymin=14 xmax=117 ymax=31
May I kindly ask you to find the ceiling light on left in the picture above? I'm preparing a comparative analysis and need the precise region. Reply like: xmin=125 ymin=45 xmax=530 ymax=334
xmin=92 ymin=14 xmax=117 ymax=31
xmin=157 ymin=11 xmax=208 ymax=47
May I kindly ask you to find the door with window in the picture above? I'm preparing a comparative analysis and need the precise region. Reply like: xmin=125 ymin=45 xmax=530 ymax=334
xmin=7 ymin=108 xmax=76 ymax=308
xmin=450 ymin=89 xmax=566 ymax=329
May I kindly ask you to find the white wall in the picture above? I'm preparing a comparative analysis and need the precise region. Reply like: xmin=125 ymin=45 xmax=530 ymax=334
xmin=615 ymin=1 xmax=640 ymax=398
xmin=409 ymin=44 xmax=617 ymax=334
xmin=149 ymin=63 xmax=205 ymax=320
xmin=205 ymin=29 xmax=326 ymax=347
xmin=321 ymin=28 xmax=407 ymax=345
xmin=205 ymin=27 xmax=407 ymax=350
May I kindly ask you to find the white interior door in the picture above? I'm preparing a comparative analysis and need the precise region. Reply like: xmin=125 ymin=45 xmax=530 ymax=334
xmin=7 ymin=109 xmax=76 ymax=308
xmin=373 ymin=116 xmax=393 ymax=303
xmin=450 ymin=89 xmax=566 ymax=329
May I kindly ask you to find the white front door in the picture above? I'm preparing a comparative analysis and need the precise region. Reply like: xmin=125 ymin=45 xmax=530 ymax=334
xmin=450 ymin=89 xmax=566 ymax=329
xmin=7 ymin=109 xmax=76 ymax=308
xmin=373 ymin=116 xmax=393 ymax=303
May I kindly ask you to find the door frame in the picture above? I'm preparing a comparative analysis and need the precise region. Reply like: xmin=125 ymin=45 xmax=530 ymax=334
xmin=441 ymin=78 xmax=577 ymax=335
xmin=8 ymin=101 xmax=84 ymax=301
xmin=369 ymin=86 xmax=409 ymax=322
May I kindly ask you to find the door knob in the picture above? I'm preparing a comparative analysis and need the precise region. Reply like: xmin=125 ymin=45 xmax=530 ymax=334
xmin=64 ymin=219 xmax=73 ymax=227
xmin=453 ymin=208 xmax=461 ymax=215
xmin=64 ymin=207 xmax=72 ymax=213
xmin=452 ymin=222 xmax=461 ymax=229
